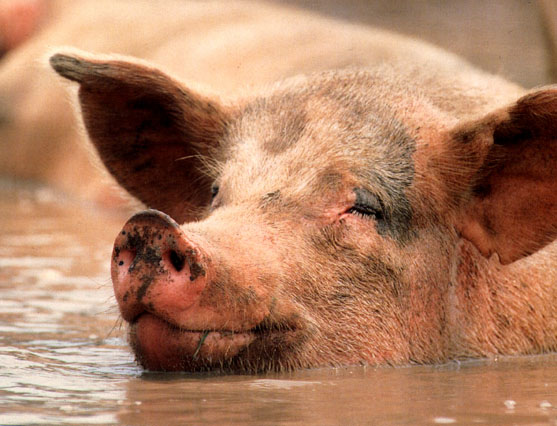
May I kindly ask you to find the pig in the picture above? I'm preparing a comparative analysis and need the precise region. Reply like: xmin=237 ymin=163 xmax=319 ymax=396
xmin=49 ymin=43 xmax=557 ymax=372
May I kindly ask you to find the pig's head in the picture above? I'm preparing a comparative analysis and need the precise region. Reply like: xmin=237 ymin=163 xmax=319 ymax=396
xmin=50 ymin=52 xmax=557 ymax=372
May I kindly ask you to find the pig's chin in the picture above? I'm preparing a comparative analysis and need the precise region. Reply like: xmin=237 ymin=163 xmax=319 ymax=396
xmin=129 ymin=314 xmax=256 ymax=372
xmin=129 ymin=313 xmax=302 ymax=372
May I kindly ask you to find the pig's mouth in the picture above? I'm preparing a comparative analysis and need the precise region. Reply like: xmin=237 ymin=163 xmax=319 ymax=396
xmin=129 ymin=312 xmax=301 ymax=372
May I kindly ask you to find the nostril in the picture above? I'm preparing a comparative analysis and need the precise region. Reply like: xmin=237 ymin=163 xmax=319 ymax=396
xmin=168 ymin=250 xmax=186 ymax=272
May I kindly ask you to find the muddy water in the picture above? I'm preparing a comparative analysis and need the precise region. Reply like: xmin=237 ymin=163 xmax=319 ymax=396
xmin=2 ymin=182 xmax=557 ymax=425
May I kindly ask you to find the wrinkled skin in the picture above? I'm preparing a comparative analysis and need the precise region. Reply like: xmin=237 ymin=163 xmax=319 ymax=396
xmin=48 ymin=43 xmax=557 ymax=372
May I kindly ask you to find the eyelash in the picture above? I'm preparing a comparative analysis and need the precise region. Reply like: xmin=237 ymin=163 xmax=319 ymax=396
xmin=347 ymin=205 xmax=382 ymax=220
xmin=347 ymin=189 xmax=384 ymax=221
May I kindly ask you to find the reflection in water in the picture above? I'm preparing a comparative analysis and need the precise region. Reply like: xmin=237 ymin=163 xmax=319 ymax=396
xmin=1 ymin=181 xmax=557 ymax=425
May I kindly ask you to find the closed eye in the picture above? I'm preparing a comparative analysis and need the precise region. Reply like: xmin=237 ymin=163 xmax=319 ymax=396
xmin=347 ymin=188 xmax=384 ymax=221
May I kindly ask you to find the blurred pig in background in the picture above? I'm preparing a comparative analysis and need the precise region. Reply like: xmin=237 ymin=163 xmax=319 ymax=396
xmin=0 ymin=0 xmax=555 ymax=208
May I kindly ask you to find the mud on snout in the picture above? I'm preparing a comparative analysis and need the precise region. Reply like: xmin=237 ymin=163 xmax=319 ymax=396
xmin=111 ymin=209 xmax=305 ymax=372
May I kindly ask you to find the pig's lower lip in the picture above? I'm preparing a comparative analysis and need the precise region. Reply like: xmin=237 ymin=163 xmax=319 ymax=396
xmin=129 ymin=313 xmax=274 ymax=371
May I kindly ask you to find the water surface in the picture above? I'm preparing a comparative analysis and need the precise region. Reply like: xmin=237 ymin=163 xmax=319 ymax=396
xmin=1 ymin=182 xmax=557 ymax=425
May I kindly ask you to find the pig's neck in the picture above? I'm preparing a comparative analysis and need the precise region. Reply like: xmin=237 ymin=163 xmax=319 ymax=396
xmin=448 ymin=239 xmax=557 ymax=358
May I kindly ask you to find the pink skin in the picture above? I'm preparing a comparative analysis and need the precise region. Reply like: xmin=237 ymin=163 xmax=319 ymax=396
xmin=112 ymin=210 xmax=211 ymax=327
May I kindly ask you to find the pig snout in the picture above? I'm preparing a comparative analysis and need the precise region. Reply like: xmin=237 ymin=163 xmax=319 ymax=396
xmin=111 ymin=209 xmax=208 ymax=324
xmin=110 ymin=209 xmax=272 ymax=371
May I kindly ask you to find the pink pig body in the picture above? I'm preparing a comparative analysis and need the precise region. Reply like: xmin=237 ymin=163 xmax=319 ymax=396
xmin=9 ymin=1 xmax=557 ymax=372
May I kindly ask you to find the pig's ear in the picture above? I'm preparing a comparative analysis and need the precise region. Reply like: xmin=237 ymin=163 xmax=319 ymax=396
xmin=50 ymin=52 xmax=228 ymax=222
xmin=446 ymin=87 xmax=557 ymax=264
